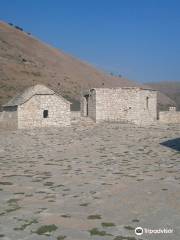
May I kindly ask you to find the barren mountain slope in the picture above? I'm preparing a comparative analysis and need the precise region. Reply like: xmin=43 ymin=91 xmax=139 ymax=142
xmin=0 ymin=21 xmax=175 ymax=110
xmin=148 ymin=81 xmax=180 ymax=110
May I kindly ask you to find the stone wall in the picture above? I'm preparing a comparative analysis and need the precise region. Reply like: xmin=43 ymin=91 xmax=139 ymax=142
xmin=88 ymin=89 xmax=96 ymax=121
xmin=80 ymin=96 xmax=87 ymax=117
xmin=71 ymin=111 xmax=80 ymax=121
xmin=159 ymin=111 xmax=180 ymax=124
xmin=80 ymin=91 xmax=96 ymax=120
xmin=81 ymin=88 xmax=157 ymax=125
xmin=138 ymin=89 xmax=157 ymax=125
xmin=0 ymin=106 xmax=18 ymax=129
xmin=18 ymin=94 xmax=70 ymax=128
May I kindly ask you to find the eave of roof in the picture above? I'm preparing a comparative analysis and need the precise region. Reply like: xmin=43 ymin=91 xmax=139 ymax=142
xmin=3 ymin=84 xmax=71 ymax=107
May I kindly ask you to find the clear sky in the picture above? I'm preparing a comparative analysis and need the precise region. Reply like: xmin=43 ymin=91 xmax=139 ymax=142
xmin=1 ymin=0 xmax=180 ymax=83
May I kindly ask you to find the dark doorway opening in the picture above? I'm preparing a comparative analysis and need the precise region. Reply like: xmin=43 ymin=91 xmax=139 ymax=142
xmin=84 ymin=94 xmax=89 ymax=116
xmin=43 ymin=110 xmax=48 ymax=118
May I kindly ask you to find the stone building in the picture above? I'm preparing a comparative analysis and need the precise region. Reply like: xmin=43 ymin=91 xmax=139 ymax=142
xmin=81 ymin=87 xmax=157 ymax=125
xmin=159 ymin=107 xmax=180 ymax=124
xmin=0 ymin=84 xmax=71 ymax=129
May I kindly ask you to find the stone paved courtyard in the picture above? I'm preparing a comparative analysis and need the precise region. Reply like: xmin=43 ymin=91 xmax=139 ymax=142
xmin=0 ymin=121 xmax=180 ymax=240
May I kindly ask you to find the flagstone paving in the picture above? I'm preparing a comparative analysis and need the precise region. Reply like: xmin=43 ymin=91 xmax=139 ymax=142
xmin=0 ymin=122 xmax=179 ymax=240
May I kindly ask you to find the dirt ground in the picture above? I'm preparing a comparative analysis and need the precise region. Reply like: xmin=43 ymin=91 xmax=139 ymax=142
xmin=0 ymin=121 xmax=179 ymax=240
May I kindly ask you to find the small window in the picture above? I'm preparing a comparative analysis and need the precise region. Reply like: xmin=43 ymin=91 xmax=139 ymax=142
xmin=43 ymin=110 xmax=48 ymax=118
xmin=146 ymin=97 xmax=149 ymax=109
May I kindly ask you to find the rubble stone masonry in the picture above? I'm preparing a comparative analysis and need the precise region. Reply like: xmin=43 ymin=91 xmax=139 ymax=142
xmin=81 ymin=88 xmax=157 ymax=125
xmin=18 ymin=95 xmax=70 ymax=128
xmin=159 ymin=107 xmax=180 ymax=124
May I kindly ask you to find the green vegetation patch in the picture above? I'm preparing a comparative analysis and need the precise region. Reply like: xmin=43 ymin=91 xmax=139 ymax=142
xmin=35 ymin=224 xmax=58 ymax=235
xmin=89 ymin=228 xmax=113 ymax=236
xmin=14 ymin=219 xmax=38 ymax=231
xmin=132 ymin=219 xmax=139 ymax=223
xmin=124 ymin=225 xmax=134 ymax=230
xmin=57 ymin=236 xmax=66 ymax=240
xmin=6 ymin=198 xmax=21 ymax=213
xmin=61 ymin=214 xmax=71 ymax=218
xmin=87 ymin=214 xmax=102 ymax=220
xmin=80 ymin=203 xmax=89 ymax=207
xmin=0 ymin=212 xmax=5 ymax=216
xmin=44 ymin=182 xmax=54 ymax=186
xmin=5 ymin=206 xmax=20 ymax=213
xmin=101 ymin=222 xmax=116 ymax=227
xmin=7 ymin=198 xmax=19 ymax=204
xmin=14 ymin=192 xmax=25 ymax=195
xmin=0 ymin=181 xmax=13 ymax=185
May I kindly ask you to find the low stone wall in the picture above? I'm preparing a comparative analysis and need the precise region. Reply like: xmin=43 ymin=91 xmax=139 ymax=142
xmin=159 ymin=111 xmax=180 ymax=124
xmin=0 ymin=110 xmax=18 ymax=129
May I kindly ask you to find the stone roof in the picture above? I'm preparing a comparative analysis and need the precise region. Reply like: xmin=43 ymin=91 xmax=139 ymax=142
xmin=3 ymin=84 xmax=70 ymax=107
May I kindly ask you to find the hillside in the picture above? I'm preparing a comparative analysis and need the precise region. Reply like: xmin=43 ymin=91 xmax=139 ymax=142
xmin=148 ymin=81 xmax=180 ymax=110
xmin=0 ymin=21 xmax=175 ymax=110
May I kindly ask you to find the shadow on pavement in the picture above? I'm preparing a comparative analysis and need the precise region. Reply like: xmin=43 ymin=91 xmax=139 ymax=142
xmin=160 ymin=138 xmax=180 ymax=152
